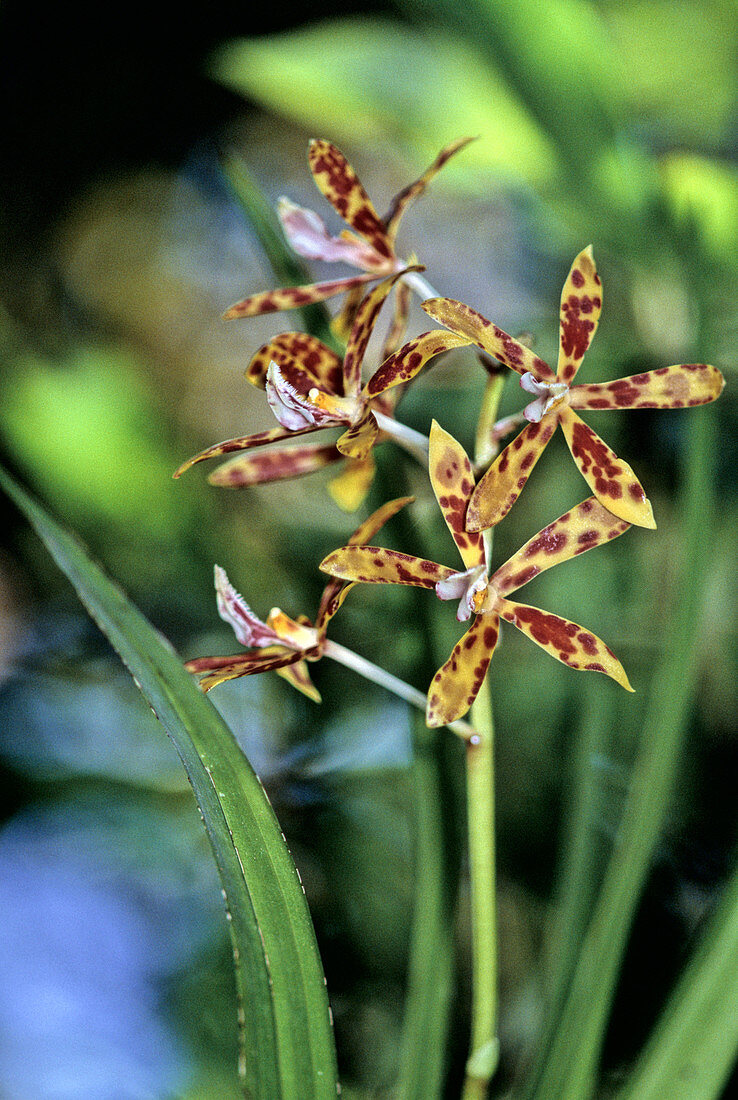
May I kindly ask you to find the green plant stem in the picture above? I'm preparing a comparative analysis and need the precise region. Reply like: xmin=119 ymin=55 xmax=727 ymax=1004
xmin=523 ymin=405 xmax=717 ymax=1100
xmin=462 ymin=673 xmax=499 ymax=1099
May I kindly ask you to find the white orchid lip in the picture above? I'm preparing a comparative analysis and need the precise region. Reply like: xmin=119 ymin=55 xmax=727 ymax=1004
xmin=519 ymin=372 xmax=569 ymax=422
xmin=436 ymin=563 xmax=489 ymax=622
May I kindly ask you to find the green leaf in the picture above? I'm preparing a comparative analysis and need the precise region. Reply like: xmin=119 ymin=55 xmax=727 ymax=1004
xmin=615 ymin=860 xmax=738 ymax=1100
xmin=212 ymin=17 xmax=556 ymax=187
xmin=0 ymin=466 xmax=339 ymax=1100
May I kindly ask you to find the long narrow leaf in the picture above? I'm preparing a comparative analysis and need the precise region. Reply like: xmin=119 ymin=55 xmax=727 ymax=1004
xmin=0 ymin=466 xmax=339 ymax=1100
xmin=616 ymin=860 xmax=738 ymax=1100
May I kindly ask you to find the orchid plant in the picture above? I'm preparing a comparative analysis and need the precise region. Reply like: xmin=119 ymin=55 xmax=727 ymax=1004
xmin=177 ymin=136 xmax=725 ymax=1098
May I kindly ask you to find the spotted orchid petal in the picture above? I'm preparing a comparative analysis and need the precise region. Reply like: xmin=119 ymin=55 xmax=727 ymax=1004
xmin=467 ymin=418 xmax=557 ymax=532
xmin=365 ymin=330 xmax=473 ymax=397
xmin=380 ymin=276 xmax=412 ymax=360
xmin=327 ymin=454 xmax=376 ymax=512
xmin=330 ymin=282 xmax=367 ymax=343
xmin=246 ymin=333 xmax=344 ymax=395
xmin=320 ymin=545 xmax=456 ymax=589
xmin=342 ymin=268 xmax=420 ymax=396
xmin=336 ymin=412 xmax=379 ymax=460
xmin=265 ymin=363 xmax=341 ymax=431
xmin=277 ymin=198 xmax=391 ymax=272
xmin=276 ymin=660 xmax=322 ymax=703
xmin=316 ymin=494 xmax=414 ymax=631
xmin=428 ymin=420 xmax=486 ymax=569
xmin=185 ymin=649 xmax=302 ymax=693
xmin=557 ymin=246 xmax=602 ymax=383
xmin=491 ymin=497 xmax=630 ymax=598
xmin=173 ymin=424 xmax=322 ymax=479
xmin=426 ymin=611 xmax=499 ymax=727
xmin=558 ymin=407 xmax=655 ymax=528
xmin=497 ymin=596 xmax=632 ymax=691
xmin=308 ymin=140 xmax=395 ymax=263
xmin=384 ymin=137 xmax=476 ymax=242
xmin=214 ymin=565 xmax=284 ymax=649
xmin=569 ymin=363 xmax=725 ymax=411
xmin=208 ymin=443 xmax=341 ymax=488
xmin=422 ymin=298 xmax=557 ymax=382
xmin=222 ymin=273 xmax=376 ymax=320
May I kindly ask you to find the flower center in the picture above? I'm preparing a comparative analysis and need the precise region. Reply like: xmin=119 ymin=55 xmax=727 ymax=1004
xmin=435 ymin=564 xmax=489 ymax=622
xmin=519 ymin=372 xmax=569 ymax=422
xmin=266 ymin=608 xmax=321 ymax=651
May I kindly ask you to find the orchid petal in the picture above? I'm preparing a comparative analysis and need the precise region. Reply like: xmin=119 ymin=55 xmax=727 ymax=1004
xmin=330 ymin=282 xmax=366 ymax=343
xmin=343 ymin=268 xmax=419 ymax=396
xmin=491 ymin=497 xmax=630 ymax=598
xmin=315 ymin=580 xmax=356 ymax=633
xmin=569 ymin=363 xmax=725 ymax=410
xmin=365 ymin=330 xmax=473 ymax=397
xmin=209 ymin=443 xmax=341 ymax=488
xmin=319 ymin=545 xmax=455 ymax=589
xmin=246 ymin=333 xmax=344 ymax=394
xmin=384 ymin=137 xmax=476 ymax=242
xmin=186 ymin=649 xmax=300 ymax=693
xmin=214 ymin=565 xmax=282 ymax=649
xmin=558 ymin=407 xmax=656 ymax=529
xmin=277 ymin=198 xmax=389 ymax=271
xmin=428 ymin=421 xmax=486 ymax=569
xmin=498 ymin=597 xmax=632 ymax=691
xmin=336 ymin=412 xmax=380 ymax=460
xmin=467 ymin=418 xmax=557 ymax=531
xmin=348 ymin=495 xmax=415 ymax=546
xmin=557 ymin=246 xmax=602 ymax=383
xmin=308 ymin=140 xmax=394 ymax=262
xmin=426 ymin=612 xmax=499 ymax=727
xmin=276 ymin=659 xmax=322 ymax=703
xmin=173 ymin=424 xmax=322 ymax=478
xmin=422 ymin=298 xmax=557 ymax=382
xmin=327 ymin=454 xmax=376 ymax=512
xmin=380 ymin=276 xmax=412 ymax=360
xmin=222 ymin=273 xmax=375 ymax=320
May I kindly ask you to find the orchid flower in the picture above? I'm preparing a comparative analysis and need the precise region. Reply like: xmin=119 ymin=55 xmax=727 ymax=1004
xmin=320 ymin=422 xmax=633 ymax=727
xmin=223 ymin=137 xmax=474 ymax=344
xmin=423 ymin=247 xmax=725 ymax=531
xmin=186 ymin=496 xmax=413 ymax=697
xmin=175 ymin=272 xmax=471 ymax=506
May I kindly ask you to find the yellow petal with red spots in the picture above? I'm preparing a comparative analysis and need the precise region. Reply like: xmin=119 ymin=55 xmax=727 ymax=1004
xmin=558 ymin=407 xmax=656 ymax=529
xmin=349 ymin=495 xmax=415 ymax=545
xmin=319 ymin=545 xmax=455 ymax=589
xmin=308 ymin=140 xmax=394 ymax=262
xmin=336 ymin=412 xmax=379 ymax=460
xmin=497 ymin=597 xmax=633 ymax=691
xmin=185 ymin=649 xmax=300 ymax=692
xmin=327 ymin=454 xmax=376 ymax=512
xmin=557 ymin=246 xmax=602 ymax=383
xmin=569 ymin=363 xmax=725 ymax=411
xmin=330 ymin=283 xmax=366 ymax=343
xmin=428 ymin=421 xmax=485 ymax=569
xmin=384 ymin=137 xmax=476 ymax=242
xmin=422 ymin=298 xmax=557 ymax=382
xmin=222 ymin=273 xmax=375 ymax=320
xmin=365 ymin=330 xmax=473 ymax=397
xmin=491 ymin=497 xmax=630 ymax=597
xmin=173 ymin=424 xmax=322 ymax=478
xmin=276 ymin=660 xmax=322 ymax=703
xmin=467 ymin=418 xmax=557 ymax=532
xmin=208 ymin=442 xmax=341 ymax=488
xmin=381 ymin=276 xmax=412 ymax=360
xmin=426 ymin=611 xmax=499 ymax=727
xmin=343 ymin=269 xmax=419 ymax=395
xmin=246 ymin=333 xmax=344 ymax=394
xmin=316 ymin=580 xmax=356 ymax=633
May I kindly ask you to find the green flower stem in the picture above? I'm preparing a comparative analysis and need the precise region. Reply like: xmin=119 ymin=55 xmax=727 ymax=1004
xmin=373 ymin=410 xmax=430 ymax=465
xmin=322 ymin=638 xmax=476 ymax=741
xmin=462 ymin=673 xmax=500 ymax=1099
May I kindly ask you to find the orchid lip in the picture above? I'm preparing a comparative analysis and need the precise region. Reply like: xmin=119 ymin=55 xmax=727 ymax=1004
xmin=520 ymin=372 xmax=570 ymax=422
xmin=436 ymin=564 xmax=489 ymax=622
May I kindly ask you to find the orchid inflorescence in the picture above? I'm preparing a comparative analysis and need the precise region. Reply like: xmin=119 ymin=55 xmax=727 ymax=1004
xmin=179 ymin=137 xmax=724 ymax=730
